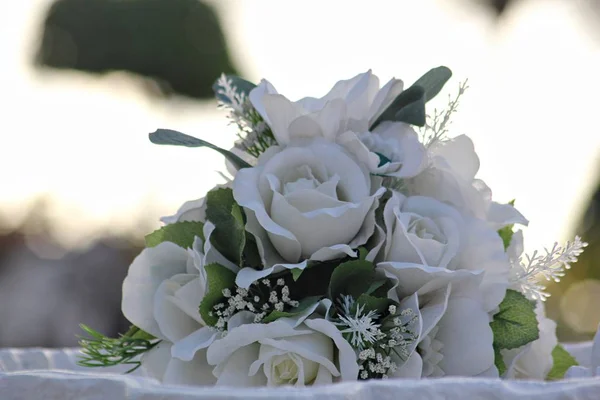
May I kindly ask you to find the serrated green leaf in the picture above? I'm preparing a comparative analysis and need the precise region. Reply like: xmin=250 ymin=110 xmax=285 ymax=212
xmin=145 ymin=221 xmax=205 ymax=249
xmin=356 ymin=293 xmax=390 ymax=314
xmin=490 ymin=289 xmax=539 ymax=350
xmin=199 ymin=263 xmax=236 ymax=326
xmin=494 ymin=345 xmax=507 ymax=376
xmin=212 ymin=75 xmax=256 ymax=105
xmin=328 ymin=259 xmax=375 ymax=301
xmin=546 ymin=345 xmax=578 ymax=380
xmin=206 ymin=188 xmax=246 ymax=265
xmin=412 ymin=66 xmax=453 ymax=102
xmin=262 ymin=296 xmax=322 ymax=323
xmin=149 ymin=129 xmax=251 ymax=170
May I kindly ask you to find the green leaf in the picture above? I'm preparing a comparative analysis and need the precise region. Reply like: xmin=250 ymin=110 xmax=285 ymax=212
xmin=291 ymin=268 xmax=304 ymax=281
xmin=356 ymin=293 xmax=390 ymax=314
xmin=411 ymin=66 xmax=453 ymax=102
xmin=262 ymin=296 xmax=322 ymax=323
xmin=490 ymin=289 xmax=539 ymax=350
xmin=494 ymin=345 xmax=507 ymax=376
xmin=145 ymin=221 xmax=205 ymax=249
xmin=370 ymin=66 xmax=452 ymax=130
xmin=498 ymin=225 xmax=514 ymax=250
xmin=149 ymin=129 xmax=251 ymax=170
xmin=497 ymin=200 xmax=516 ymax=250
xmin=371 ymin=85 xmax=426 ymax=129
xmin=547 ymin=345 xmax=578 ymax=380
xmin=199 ymin=263 xmax=236 ymax=326
xmin=206 ymin=188 xmax=246 ymax=265
xmin=365 ymin=279 xmax=387 ymax=295
xmin=375 ymin=152 xmax=392 ymax=168
xmin=328 ymin=259 xmax=375 ymax=300
xmin=213 ymin=75 xmax=256 ymax=105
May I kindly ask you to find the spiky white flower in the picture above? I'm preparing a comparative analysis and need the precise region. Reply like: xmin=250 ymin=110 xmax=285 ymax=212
xmin=335 ymin=296 xmax=383 ymax=350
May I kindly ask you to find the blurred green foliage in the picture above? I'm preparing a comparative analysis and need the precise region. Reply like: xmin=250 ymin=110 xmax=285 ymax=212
xmin=35 ymin=0 xmax=238 ymax=99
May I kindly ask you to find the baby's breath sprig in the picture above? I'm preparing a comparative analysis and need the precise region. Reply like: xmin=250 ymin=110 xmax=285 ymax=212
xmin=77 ymin=325 xmax=159 ymax=373
xmin=210 ymin=277 xmax=299 ymax=331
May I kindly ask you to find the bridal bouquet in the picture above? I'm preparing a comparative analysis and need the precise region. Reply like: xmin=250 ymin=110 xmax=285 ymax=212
xmin=79 ymin=67 xmax=588 ymax=387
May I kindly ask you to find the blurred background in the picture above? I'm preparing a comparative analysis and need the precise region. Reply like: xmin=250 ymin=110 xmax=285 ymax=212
xmin=1 ymin=0 xmax=599 ymax=347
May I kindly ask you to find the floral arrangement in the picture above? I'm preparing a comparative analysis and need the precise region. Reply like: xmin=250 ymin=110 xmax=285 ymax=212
xmin=79 ymin=67 xmax=588 ymax=387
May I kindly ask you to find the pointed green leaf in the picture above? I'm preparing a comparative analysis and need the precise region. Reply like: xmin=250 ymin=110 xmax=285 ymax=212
xmin=547 ymin=345 xmax=578 ymax=380
xmin=498 ymin=200 xmax=517 ymax=250
xmin=412 ymin=66 xmax=453 ymax=102
xmin=490 ymin=289 xmax=539 ymax=350
xmin=145 ymin=221 xmax=205 ymax=249
xmin=371 ymin=85 xmax=426 ymax=129
xmin=365 ymin=279 xmax=387 ymax=295
xmin=149 ymin=129 xmax=251 ymax=170
xmin=262 ymin=296 xmax=322 ymax=323
xmin=328 ymin=259 xmax=375 ymax=301
xmin=370 ymin=66 xmax=452 ymax=130
xmin=199 ymin=263 xmax=236 ymax=326
xmin=494 ymin=345 xmax=507 ymax=376
xmin=206 ymin=188 xmax=246 ymax=265
xmin=291 ymin=268 xmax=303 ymax=281
xmin=213 ymin=75 xmax=256 ymax=105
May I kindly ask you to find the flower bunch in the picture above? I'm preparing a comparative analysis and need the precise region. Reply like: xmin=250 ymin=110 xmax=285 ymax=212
xmin=79 ymin=67 xmax=586 ymax=387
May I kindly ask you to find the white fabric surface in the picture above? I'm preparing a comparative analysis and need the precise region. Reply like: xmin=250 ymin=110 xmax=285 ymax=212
xmin=1 ymin=345 xmax=600 ymax=399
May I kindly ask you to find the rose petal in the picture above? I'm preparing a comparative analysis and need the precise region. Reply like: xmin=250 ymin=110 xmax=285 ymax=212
xmin=304 ymin=318 xmax=359 ymax=381
xmin=171 ymin=327 xmax=218 ymax=361
xmin=140 ymin=341 xmax=172 ymax=380
xmin=214 ymin=344 xmax=266 ymax=387
xmin=436 ymin=296 xmax=495 ymax=376
xmin=154 ymin=275 xmax=202 ymax=343
xmin=160 ymin=197 xmax=206 ymax=224
xmin=163 ymin=349 xmax=217 ymax=386
xmin=122 ymin=242 xmax=189 ymax=339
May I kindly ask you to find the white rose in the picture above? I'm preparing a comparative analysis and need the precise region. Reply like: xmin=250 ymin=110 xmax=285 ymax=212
xmin=121 ymin=223 xmax=238 ymax=384
xmin=249 ymin=71 xmax=404 ymax=145
xmin=379 ymin=263 xmax=497 ymax=378
xmin=206 ymin=319 xmax=359 ymax=387
xmin=233 ymin=138 xmax=385 ymax=287
xmin=502 ymin=302 xmax=558 ymax=380
xmin=360 ymin=121 xmax=427 ymax=178
xmin=381 ymin=191 xmax=511 ymax=312
xmin=407 ymin=135 xmax=527 ymax=228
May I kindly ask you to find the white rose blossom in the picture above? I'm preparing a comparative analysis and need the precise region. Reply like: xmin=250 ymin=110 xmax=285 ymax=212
xmin=360 ymin=121 xmax=428 ymax=178
xmin=233 ymin=137 xmax=385 ymax=288
xmin=381 ymin=191 xmax=511 ymax=312
xmin=121 ymin=223 xmax=237 ymax=386
xmin=379 ymin=263 xmax=497 ymax=378
xmin=249 ymin=70 xmax=404 ymax=145
xmin=205 ymin=318 xmax=359 ymax=387
xmin=407 ymin=135 xmax=527 ymax=229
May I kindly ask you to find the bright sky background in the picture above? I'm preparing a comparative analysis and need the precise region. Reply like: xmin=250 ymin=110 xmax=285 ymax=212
xmin=1 ymin=0 xmax=600 ymax=253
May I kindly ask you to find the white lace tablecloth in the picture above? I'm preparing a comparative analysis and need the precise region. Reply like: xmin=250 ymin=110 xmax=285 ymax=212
xmin=1 ymin=344 xmax=599 ymax=399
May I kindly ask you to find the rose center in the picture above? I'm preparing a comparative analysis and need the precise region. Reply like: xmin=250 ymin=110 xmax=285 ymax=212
xmin=271 ymin=354 xmax=299 ymax=385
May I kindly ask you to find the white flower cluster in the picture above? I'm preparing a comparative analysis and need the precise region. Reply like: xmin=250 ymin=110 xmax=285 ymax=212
xmin=111 ymin=68 xmax=586 ymax=388
xmin=211 ymin=278 xmax=300 ymax=329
